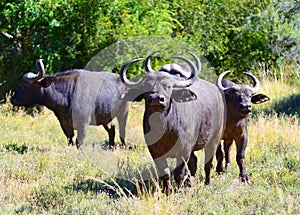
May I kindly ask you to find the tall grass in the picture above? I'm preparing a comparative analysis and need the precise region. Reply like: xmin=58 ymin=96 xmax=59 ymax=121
xmin=0 ymin=65 xmax=299 ymax=214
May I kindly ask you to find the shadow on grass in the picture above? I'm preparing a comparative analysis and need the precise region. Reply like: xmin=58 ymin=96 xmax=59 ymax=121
xmin=70 ymin=177 xmax=157 ymax=199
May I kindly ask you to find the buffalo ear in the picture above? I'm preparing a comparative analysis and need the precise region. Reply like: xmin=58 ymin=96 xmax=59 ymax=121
xmin=120 ymin=89 xmax=144 ymax=102
xmin=251 ymin=93 xmax=270 ymax=104
xmin=171 ymin=89 xmax=197 ymax=103
xmin=40 ymin=77 xmax=53 ymax=88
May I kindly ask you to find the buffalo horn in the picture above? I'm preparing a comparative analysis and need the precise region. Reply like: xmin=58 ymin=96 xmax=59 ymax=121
xmin=145 ymin=50 xmax=160 ymax=73
xmin=120 ymin=58 xmax=144 ymax=88
xmin=23 ymin=59 xmax=45 ymax=82
xmin=243 ymin=72 xmax=260 ymax=94
xmin=217 ymin=71 xmax=231 ymax=91
xmin=187 ymin=51 xmax=201 ymax=74
xmin=171 ymin=55 xmax=196 ymax=88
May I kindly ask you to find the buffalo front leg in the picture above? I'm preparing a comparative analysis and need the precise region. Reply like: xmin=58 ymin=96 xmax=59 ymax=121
xmin=60 ymin=121 xmax=75 ymax=146
xmin=154 ymin=157 xmax=172 ymax=195
xmin=235 ymin=135 xmax=249 ymax=183
xmin=173 ymin=156 xmax=188 ymax=189
xmin=117 ymin=107 xmax=128 ymax=147
xmin=103 ymin=122 xmax=116 ymax=148
xmin=76 ymin=124 xmax=88 ymax=149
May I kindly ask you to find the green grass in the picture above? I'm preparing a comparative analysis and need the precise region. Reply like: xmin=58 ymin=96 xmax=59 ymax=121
xmin=0 ymin=67 xmax=299 ymax=214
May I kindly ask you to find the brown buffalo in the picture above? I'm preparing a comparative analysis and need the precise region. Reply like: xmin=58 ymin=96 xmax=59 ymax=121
xmin=215 ymin=71 xmax=270 ymax=182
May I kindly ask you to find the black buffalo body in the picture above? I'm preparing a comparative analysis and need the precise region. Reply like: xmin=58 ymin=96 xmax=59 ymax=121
xmin=11 ymin=60 xmax=128 ymax=148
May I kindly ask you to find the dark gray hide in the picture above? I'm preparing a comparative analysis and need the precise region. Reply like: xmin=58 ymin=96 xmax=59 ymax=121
xmin=120 ymin=51 xmax=225 ymax=194
xmin=215 ymin=71 xmax=270 ymax=183
xmin=11 ymin=60 xmax=129 ymax=148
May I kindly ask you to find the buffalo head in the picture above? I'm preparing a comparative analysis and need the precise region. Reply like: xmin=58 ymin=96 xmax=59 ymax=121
xmin=120 ymin=51 xmax=198 ymax=112
xmin=11 ymin=59 xmax=53 ymax=107
xmin=217 ymin=71 xmax=270 ymax=117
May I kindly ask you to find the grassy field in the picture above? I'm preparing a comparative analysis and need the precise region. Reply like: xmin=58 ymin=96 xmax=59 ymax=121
xmin=0 ymin=68 xmax=299 ymax=214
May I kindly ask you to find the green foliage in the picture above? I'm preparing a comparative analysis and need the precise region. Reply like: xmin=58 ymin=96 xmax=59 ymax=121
xmin=0 ymin=0 xmax=299 ymax=100
xmin=0 ymin=0 xmax=177 ymax=100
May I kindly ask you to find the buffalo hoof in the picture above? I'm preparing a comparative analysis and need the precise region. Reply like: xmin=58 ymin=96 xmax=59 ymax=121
xmin=160 ymin=179 xmax=173 ymax=195
xmin=240 ymin=174 xmax=249 ymax=184
xmin=216 ymin=164 xmax=225 ymax=173
xmin=225 ymin=163 xmax=232 ymax=169
xmin=204 ymin=178 xmax=210 ymax=185
xmin=187 ymin=176 xmax=196 ymax=187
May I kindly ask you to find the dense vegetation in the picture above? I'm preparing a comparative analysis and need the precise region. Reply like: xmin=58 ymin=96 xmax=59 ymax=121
xmin=1 ymin=0 xmax=299 ymax=99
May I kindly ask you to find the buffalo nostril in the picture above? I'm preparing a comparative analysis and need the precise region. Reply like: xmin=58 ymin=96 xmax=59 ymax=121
xmin=159 ymin=97 xmax=165 ymax=103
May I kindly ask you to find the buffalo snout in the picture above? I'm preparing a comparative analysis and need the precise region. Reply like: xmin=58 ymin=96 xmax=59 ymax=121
xmin=239 ymin=103 xmax=252 ymax=113
xmin=146 ymin=93 xmax=167 ymax=109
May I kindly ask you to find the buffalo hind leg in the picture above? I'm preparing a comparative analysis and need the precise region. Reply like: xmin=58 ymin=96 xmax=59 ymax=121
xmin=216 ymin=143 xmax=225 ymax=173
xmin=103 ymin=122 xmax=116 ymax=148
xmin=187 ymin=152 xmax=197 ymax=187
xmin=204 ymin=143 xmax=218 ymax=185
xmin=224 ymin=139 xmax=233 ymax=169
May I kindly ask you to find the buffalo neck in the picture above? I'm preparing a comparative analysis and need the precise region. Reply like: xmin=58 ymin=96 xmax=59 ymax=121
xmin=226 ymin=106 xmax=248 ymax=129
xmin=143 ymin=100 xmax=178 ymax=136
xmin=40 ymin=79 xmax=74 ymax=113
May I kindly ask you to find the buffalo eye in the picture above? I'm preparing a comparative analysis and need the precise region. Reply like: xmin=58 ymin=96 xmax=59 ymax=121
xmin=163 ymin=84 xmax=172 ymax=91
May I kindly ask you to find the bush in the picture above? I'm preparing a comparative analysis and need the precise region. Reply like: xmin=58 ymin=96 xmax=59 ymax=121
xmin=0 ymin=0 xmax=299 ymax=100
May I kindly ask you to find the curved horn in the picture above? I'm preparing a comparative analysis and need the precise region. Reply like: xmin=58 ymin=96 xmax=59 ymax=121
xmin=145 ymin=50 xmax=160 ymax=73
xmin=120 ymin=58 xmax=144 ymax=88
xmin=23 ymin=59 xmax=45 ymax=82
xmin=187 ymin=51 xmax=201 ymax=74
xmin=217 ymin=71 xmax=231 ymax=91
xmin=243 ymin=72 xmax=260 ymax=93
xmin=171 ymin=55 xmax=196 ymax=88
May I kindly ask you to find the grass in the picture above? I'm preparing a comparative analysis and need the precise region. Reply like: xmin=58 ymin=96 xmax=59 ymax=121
xmin=0 ymin=66 xmax=299 ymax=214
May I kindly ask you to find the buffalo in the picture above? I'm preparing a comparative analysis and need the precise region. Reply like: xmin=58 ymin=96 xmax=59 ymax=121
xmin=215 ymin=71 xmax=270 ymax=182
xmin=11 ymin=59 xmax=129 ymax=148
xmin=119 ymin=51 xmax=225 ymax=194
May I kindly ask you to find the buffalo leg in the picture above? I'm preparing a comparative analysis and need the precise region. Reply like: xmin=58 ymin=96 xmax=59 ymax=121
xmin=103 ymin=122 xmax=115 ymax=147
xmin=154 ymin=157 xmax=172 ymax=195
xmin=60 ymin=122 xmax=75 ymax=146
xmin=204 ymin=143 xmax=217 ymax=185
xmin=216 ymin=143 xmax=225 ymax=173
xmin=224 ymin=139 xmax=233 ymax=168
xmin=117 ymin=111 xmax=128 ymax=147
xmin=235 ymin=135 xmax=249 ymax=183
xmin=76 ymin=124 xmax=88 ymax=149
xmin=187 ymin=151 xmax=197 ymax=187
xmin=173 ymin=157 xmax=187 ymax=189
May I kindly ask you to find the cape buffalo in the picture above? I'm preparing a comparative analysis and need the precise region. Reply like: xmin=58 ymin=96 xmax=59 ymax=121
xmin=215 ymin=71 xmax=270 ymax=182
xmin=120 ymin=51 xmax=225 ymax=194
xmin=11 ymin=59 xmax=129 ymax=148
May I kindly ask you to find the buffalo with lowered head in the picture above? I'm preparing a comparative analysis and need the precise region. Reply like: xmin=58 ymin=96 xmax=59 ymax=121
xmin=215 ymin=71 xmax=270 ymax=182
xmin=120 ymin=51 xmax=225 ymax=194
xmin=11 ymin=59 xmax=129 ymax=148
